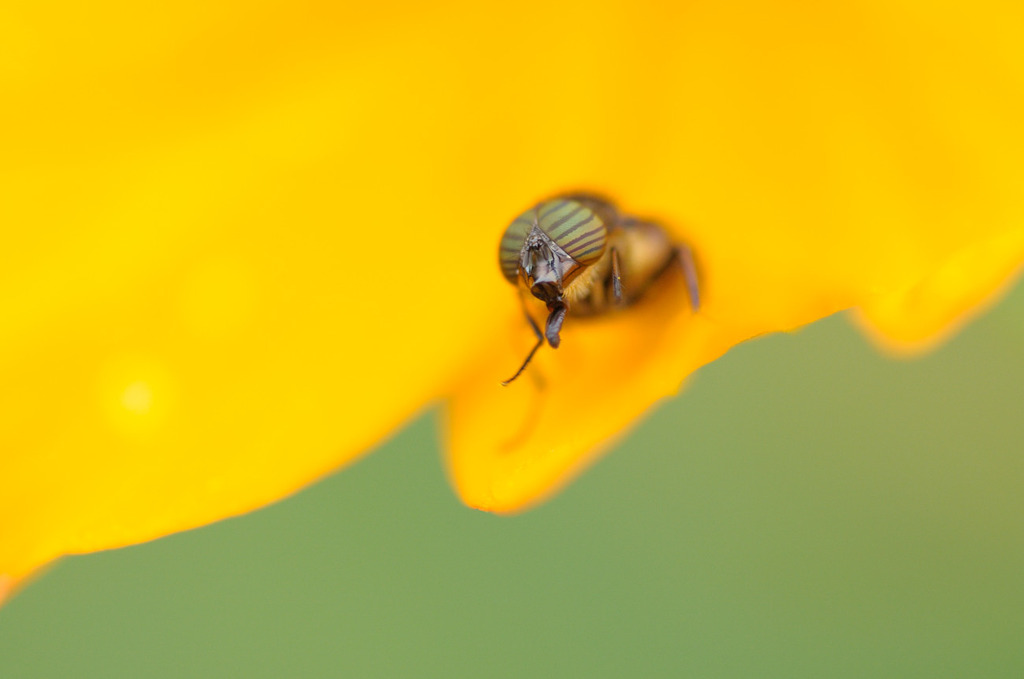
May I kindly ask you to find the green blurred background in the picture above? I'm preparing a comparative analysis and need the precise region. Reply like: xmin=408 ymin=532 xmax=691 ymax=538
xmin=2 ymin=284 xmax=1023 ymax=678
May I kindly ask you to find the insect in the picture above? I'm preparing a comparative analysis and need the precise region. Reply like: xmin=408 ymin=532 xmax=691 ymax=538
xmin=498 ymin=193 xmax=700 ymax=385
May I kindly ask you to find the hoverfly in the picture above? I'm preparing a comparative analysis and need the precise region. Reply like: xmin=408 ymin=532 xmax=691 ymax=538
xmin=498 ymin=194 xmax=700 ymax=385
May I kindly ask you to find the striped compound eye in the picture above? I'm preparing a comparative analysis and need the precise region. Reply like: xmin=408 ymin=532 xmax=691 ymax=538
xmin=498 ymin=211 xmax=534 ymax=284
xmin=497 ymin=199 xmax=608 ymax=284
xmin=534 ymin=199 xmax=607 ymax=266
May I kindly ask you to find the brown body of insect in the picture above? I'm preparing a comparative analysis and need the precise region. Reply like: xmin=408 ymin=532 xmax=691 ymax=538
xmin=499 ymin=194 xmax=700 ymax=384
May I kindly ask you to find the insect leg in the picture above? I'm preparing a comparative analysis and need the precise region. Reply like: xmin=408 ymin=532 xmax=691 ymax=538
xmin=610 ymin=246 xmax=624 ymax=305
xmin=675 ymin=244 xmax=700 ymax=311
xmin=501 ymin=295 xmax=545 ymax=386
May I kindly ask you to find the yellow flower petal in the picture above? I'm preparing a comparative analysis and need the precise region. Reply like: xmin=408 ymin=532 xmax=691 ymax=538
xmin=446 ymin=1 xmax=1024 ymax=509
xmin=1 ymin=1 xmax=510 ymax=582
xmin=2 ymin=0 xmax=1023 ymax=587
xmin=856 ymin=227 xmax=1024 ymax=353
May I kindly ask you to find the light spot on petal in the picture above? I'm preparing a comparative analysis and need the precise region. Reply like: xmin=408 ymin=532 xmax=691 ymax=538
xmin=120 ymin=381 xmax=153 ymax=415
xmin=98 ymin=357 xmax=173 ymax=438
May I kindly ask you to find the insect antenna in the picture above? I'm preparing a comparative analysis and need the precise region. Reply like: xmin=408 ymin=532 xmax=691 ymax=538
xmin=501 ymin=334 xmax=544 ymax=386
xmin=502 ymin=302 xmax=545 ymax=386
